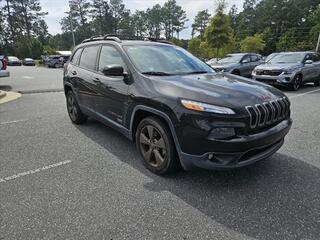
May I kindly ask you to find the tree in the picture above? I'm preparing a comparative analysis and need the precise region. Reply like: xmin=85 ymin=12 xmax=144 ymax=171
xmin=204 ymin=0 xmax=234 ymax=57
xmin=145 ymin=4 xmax=163 ymax=38
xmin=132 ymin=11 xmax=147 ymax=36
xmin=162 ymin=0 xmax=188 ymax=39
xmin=192 ymin=10 xmax=211 ymax=40
xmin=69 ymin=0 xmax=91 ymax=27
xmin=90 ymin=0 xmax=113 ymax=35
xmin=109 ymin=0 xmax=131 ymax=34
xmin=241 ymin=34 xmax=265 ymax=52
xmin=6 ymin=0 xmax=48 ymax=57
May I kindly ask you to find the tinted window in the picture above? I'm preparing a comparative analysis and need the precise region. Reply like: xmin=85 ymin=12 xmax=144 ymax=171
xmin=79 ymin=45 xmax=100 ymax=70
xmin=71 ymin=49 xmax=82 ymax=65
xmin=313 ymin=53 xmax=320 ymax=62
xmin=242 ymin=55 xmax=251 ymax=63
xmin=250 ymin=55 xmax=259 ymax=62
xmin=98 ymin=45 xmax=126 ymax=73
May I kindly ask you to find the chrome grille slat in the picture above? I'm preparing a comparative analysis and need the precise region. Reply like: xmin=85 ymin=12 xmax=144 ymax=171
xmin=246 ymin=97 xmax=290 ymax=130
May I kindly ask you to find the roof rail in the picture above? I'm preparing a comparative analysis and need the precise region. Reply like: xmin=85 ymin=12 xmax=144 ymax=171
xmin=82 ymin=35 xmax=174 ymax=45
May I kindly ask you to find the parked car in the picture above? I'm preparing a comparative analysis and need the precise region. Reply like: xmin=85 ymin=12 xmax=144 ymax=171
xmin=23 ymin=58 xmax=36 ymax=66
xmin=210 ymin=53 xmax=264 ymax=77
xmin=7 ymin=56 xmax=22 ymax=66
xmin=64 ymin=36 xmax=292 ymax=175
xmin=252 ymin=51 xmax=320 ymax=90
xmin=46 ymin=55 xmax=62 ymax=68
xmin=206 ymin=58 xmax=219 ymax=65
xmin=47 ymin=55 xmax=71 ymax=68
xmin=0 ymin=55 xmax=9 ymax=78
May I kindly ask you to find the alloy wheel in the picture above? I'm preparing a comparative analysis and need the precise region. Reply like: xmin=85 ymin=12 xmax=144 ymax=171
xmin=139 ymin=125 xmax=167 ymax=168
xmin=67 ymin=94 xmax=78 ymax=121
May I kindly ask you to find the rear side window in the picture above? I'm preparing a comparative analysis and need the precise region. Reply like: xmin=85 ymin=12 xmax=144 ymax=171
xmin=313 ymin=53 xmax=320 ymax=62
xmin=71 ymin=49 xmax=82 ymax=65
xmin=98 ymin=45 xmax=126 ymax=73
xmin=79 ymin=45 xmax=100 ymax=70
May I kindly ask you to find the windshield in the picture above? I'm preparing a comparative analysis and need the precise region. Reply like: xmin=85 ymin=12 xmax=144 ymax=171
xmin=9 ymin=57 xmax=19 ymax=61
xmin=268 ymin=53 xmax=305 ymax=63
xmin=218 ymin=55 xmax=243 ymax=64
xmin=123 ymin=45 xmax=214 ymax=75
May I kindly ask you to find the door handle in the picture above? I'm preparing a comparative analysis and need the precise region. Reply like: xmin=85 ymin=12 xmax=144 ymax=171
xmin=92 ymin=77 xmax=101 ymax=83
xmin=71 ymin=70 xmax=77 ymax=75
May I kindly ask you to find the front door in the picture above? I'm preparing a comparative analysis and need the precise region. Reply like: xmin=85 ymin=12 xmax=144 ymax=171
xmin=92 ymin=45 xmax=129 ymax=125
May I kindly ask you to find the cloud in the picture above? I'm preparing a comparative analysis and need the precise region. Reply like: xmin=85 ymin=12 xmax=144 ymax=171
xmin=41 ymin=0 xmax=244 ymax=38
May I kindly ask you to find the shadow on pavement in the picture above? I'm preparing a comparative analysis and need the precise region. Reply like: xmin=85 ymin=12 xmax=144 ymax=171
xmin=0 ymin=85 xmax=12 ymax=91
xmin=77 ymin=119 xmax=320 ymax=240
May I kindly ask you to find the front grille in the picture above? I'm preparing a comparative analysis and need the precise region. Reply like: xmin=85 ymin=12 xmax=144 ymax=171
xmin=256 ymin=70 xmax=282 ymax=76
xmin=246 ymin=97 xmax=290 ymax=129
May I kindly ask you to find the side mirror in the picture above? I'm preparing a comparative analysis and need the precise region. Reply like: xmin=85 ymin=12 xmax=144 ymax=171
xmin=241 ymin=59 xmax=250 ymax=64
xmin=103 ymin=65 xmax=125 ymax=76
xmin=305 ymin=60 xmax=313 ymax=65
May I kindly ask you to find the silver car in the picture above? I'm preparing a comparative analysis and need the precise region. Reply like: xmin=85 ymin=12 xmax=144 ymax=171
xmin=253 ymin=52 xmax=320 ymax=91
xmin=210 ymin=53 xmax=264 ymax=77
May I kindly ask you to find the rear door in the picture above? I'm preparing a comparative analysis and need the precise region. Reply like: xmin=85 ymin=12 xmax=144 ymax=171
xmin=74 ymin=45 xmax=100 ymax=111
xmin=91 ymin=44 xmax=129 ymax=125
xmin=312 ymin=53 xmax=320 ymax=79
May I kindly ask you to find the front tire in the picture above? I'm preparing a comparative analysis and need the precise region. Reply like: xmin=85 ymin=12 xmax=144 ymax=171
xmin=135 ymin=117 xmax=180 ymax=175
xmin=291 ymin=74 xmax=302 ymax=91
xmin=66 ymin=91 xmax=87 ymax=124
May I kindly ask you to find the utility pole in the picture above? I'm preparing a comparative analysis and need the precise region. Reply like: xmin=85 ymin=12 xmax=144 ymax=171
xmin=316 ymin=32 xmax=320 ymax=52
xmin=69 ymin=15 xmax=76 ymax=48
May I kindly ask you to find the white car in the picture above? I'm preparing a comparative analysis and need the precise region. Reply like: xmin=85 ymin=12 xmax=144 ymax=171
xmin=0 ymin=56 xmax=9 ymax=78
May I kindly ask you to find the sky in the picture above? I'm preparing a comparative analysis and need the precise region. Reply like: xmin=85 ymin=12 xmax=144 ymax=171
xmin=41 ymin=0 xmax=245 ymax=39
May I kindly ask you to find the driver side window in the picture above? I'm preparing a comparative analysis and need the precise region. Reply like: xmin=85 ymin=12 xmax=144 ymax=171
xmin=98 ymin=45 xmax=126 ymax=73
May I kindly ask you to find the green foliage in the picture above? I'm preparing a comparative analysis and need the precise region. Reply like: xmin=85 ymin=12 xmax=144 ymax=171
xmin=241 ymin=34 xmax=265 ymax=53
xmin=192 ymin=10 xmax=211 ymax=39
xmin=43 ymin=45 xmax=58 ymax=55
xmin=204 ymin=0 xmax=234 ymax=56
xmin=16 ymin=37 xmax=43 ymax=59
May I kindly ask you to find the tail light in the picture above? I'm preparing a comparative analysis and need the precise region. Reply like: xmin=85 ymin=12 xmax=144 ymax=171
xmin=1 ymin=58 xmax=7 ymax=70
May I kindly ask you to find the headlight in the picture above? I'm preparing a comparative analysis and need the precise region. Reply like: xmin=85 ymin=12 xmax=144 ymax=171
xmin=283 ymin=69 xmax=295 ymax=75
xmin=181 ymin=100 xmax=235 ymax=115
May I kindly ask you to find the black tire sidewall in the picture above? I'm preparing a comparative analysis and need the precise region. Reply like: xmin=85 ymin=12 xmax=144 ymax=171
xmin=66 ymin=91 xmax=87 ymax=124
xmin=291 ymin=75 xmax=302 ymax=91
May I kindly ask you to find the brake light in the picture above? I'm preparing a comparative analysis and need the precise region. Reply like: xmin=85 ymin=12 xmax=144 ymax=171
xmin=1 ymin=59 xmax=7 ymax=70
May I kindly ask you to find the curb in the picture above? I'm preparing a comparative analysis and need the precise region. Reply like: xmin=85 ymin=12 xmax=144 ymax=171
xmin=0 ymin=91 xmax=22 ymax=105
xmin=0 ymin=90 xmax=7 ymax=99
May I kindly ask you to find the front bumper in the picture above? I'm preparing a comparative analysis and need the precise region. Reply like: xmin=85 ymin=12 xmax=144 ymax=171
xmin=0 ymin=70 xmax=10 ymax=78
xmin=179 ymin=119 xmax=292 ymax=170
xmin=252 ymin=73 xmax=295 ymax=86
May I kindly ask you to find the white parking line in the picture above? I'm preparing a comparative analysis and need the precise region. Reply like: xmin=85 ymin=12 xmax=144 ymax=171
xmin=0 ymin=119 xmax=28 ymax=125
xmin=289 ymin=88 xmax=320 ymax=99
xmin=0 ymin=160 xmax=72 ymax=184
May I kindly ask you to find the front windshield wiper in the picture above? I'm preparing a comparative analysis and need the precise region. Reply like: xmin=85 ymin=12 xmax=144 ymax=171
xmin=182 ymin=71 xmax=209 ymax=75
xmin=142 ymin=71 xmax=173 ymax=76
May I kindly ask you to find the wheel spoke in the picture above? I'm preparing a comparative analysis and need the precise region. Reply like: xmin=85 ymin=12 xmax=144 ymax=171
xmin=142 ymin=148 xmax=153 ymax=162
xmin=154 ymin=138 xmax=165 ymax=149
xmin=147 ymin=126 xmax=154 ymax=140
xmin=140 ymin=133 xmax=150 ymax=145
xmin=153 ymin=149 xmax=164 ymax=166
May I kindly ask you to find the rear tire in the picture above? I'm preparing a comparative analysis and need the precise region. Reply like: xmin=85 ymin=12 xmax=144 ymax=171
xmin=66 ymin=91 xmax=87 ymax=124
xmin=135 ymin=117 xmax=180 ymax=175
xmin=290 ymin=74 xmax=302 ymax=91
xmin=314 ymin=79 xmax=320 ymax=87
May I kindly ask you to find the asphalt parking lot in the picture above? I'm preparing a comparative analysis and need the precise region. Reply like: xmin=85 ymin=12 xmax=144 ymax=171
xmin=1 ymin=66 xmax=320 ymax=240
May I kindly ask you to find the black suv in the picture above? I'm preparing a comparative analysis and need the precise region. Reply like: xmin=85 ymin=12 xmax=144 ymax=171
xmin=64 ymin=35 xmax=292 ymax=175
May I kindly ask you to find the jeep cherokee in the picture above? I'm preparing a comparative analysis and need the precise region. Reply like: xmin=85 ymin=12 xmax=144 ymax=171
xmin=63 ymin=35 xmax=292 ymax=175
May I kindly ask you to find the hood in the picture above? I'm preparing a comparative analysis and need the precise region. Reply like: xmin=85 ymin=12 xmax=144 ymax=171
xmin=255 ymin=62 xmax=302 ymax=71
xmin=210 ymin=63 xmax=238 ymax=70
xmin=147 ymin=73 xmax=286 ymax=113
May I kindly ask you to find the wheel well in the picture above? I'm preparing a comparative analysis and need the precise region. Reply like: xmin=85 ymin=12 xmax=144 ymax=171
xmin=232 ymin=69 xmax=240 ymax=75
xmin=131 ymin=109 xmax=171 ymax=142
xmin=296 ymin=73 xmax=303 ymax=79
xmin=64 ymin=85 xmax=72 ymax=95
